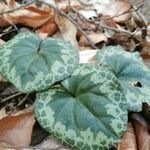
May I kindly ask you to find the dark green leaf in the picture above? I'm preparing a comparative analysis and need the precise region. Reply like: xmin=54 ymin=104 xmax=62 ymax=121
xmin=0 ymin=32 xmax=79 ymax=93
xmin=96 ymin=46 xmax=150 ymax=112
xmin=35 ymin=64 xmax=127 ymax=149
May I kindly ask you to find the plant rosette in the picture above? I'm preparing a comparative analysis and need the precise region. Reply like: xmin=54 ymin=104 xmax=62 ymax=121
xmin=0 ymin=32 xmax=79 ymax=93
xmin=96 ymin=46 xmax=150 ymax=112
xmin=35 ymin=64 xmax=128 ymax=150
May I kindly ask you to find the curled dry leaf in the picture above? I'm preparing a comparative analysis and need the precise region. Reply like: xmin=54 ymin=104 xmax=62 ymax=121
xmin=0 ymin=112 xmax=35 ymax=147
xmin=0 ymin=0 xmax=55 ymax=28
xmin=54 ymin=0 xmax=83 ymax=12
xmin=55 ymin=15 xmax=79 ymax=48
xmin=77 ymin=16 xmax=97 ymax=31
xmin=79 ymin=32 xmax=107 ymax=47
xmin=36 ymin=136 xmax=67 ymax=150
xmin=132 ymin=113 xmax=150 ymax=150
xmin=0 ymin=142 xmax=15 ymax=150
xmin=117 ymin=122 xmax=137 ymax=150
xmin=37 ymin=20 xmax=58 ymax=37
xmin=102 ymin=1 xmax=131 ymax=23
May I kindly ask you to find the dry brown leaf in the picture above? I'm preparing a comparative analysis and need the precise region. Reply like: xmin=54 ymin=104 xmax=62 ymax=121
xmin=55 ymin=15 xmax=79 ymax=48
xmin=0 ymin=1 xmax=55 ymax=28
xmin=102 ymin=1 xmax=131 ymax=23
xmin=0 ymin=17 xmax=9 ymax=27
xmin=132 ymin=113 xmax=150 ymax=150
xmin=36 ymin=136 xmax=68 ymax=150
xmin=117 ymin=122 xmax=138 ymax=150
xmin=37 ymin=19 xmax=58 ymax=37
xmin=0 ymin=112 xmax=35 ymax=147
xmin=0 ymin=142 xmax=15 ymax=150
xmin=111 ymin=32 xmax=134 ymax=50
xmin=77 ymin=16 xmax=97 ymax=31
xmin=100 ymin=16 xmax=118 ymax=28
xmin=53 ymin=0 xmax=82 ymax=12
xmin=79 ymin=32 xmax=107 ymax=47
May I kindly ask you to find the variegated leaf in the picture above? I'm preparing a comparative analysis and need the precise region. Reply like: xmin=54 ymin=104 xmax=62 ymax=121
xmin=0 ymin=32 xmax=79 ymax=93
xmin=35 ymin=64 xmax=127 ymax=149
xmin=96 ymin=46 xmax=150 ymax=112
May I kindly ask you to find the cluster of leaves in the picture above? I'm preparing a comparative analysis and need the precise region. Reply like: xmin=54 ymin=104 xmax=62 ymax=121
xmin=0 ymin=31 xmax=149 ymax=149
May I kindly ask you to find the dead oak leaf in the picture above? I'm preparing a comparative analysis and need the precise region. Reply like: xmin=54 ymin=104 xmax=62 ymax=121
xmin=0 ymin=112 xmax=35 ymax=147
xmin=132 ymin=113 xmax=150 ymax=150
xmin=79 ymin=32 xmax=107 ymax=47
xmin=117 ymin=122 xmax=138 ymax=150
xmin=102 ymin=1 xmax=131 ymax=23
xmin=0 ymin=0 xmax=55 ymax=28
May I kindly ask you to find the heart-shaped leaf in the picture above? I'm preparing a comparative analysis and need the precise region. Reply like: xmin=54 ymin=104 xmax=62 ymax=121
xmin=35 ymin=64 xmax=127 ymax=149
xmin=0 ymin=32 xmax=79 ymax=93
xmin=96 ymin=46 xmax=150 ymax=112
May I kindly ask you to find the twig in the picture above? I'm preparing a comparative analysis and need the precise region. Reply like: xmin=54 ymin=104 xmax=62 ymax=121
xmin=98 ymin=24 xmax=135 ymax=36
xmin=0 ymin=92 xmax=23 ymax=103
xmin=0 ymin=0 xmax=37 ymax=15
xmin=132 ymin=5 xmax=147 ymax=26
xmin=37 ymin=0 xmax=98 ymax=49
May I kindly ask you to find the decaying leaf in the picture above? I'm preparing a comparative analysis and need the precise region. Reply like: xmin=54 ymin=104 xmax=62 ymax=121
xmin=0 ymin=112 xmax=35 ymax=147
xmin=0 ymin=0 xmax=55 ymax=28
xmin=102 ymin=1 xmax=131 ymax=23
xmin=0 ymin=142 xmax=15 ymax=150
xmin=37 ymin=20 xmax=58 ymax=37
xmin=117 ymin=122 xmax=137 ymax=150
xmin=36 ymin=136 xmax=67 ymax=150
xmin=55 ymin=15 xmax=79 ymax=48
xmin=79 ymin=32 xmax=107 ymax=47
xmin=132 ymin=113 xmax=150 ymax=150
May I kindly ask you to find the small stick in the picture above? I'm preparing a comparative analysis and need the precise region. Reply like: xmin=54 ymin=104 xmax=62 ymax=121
xmin=1 ymin=92 xmax=23 ymax=103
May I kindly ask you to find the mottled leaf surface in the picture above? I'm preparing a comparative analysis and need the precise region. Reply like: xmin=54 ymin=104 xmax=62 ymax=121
xmin=35 ymin=64 xmax=127 ymax=150
xmin=0 ymin=32 xmax=79 ymax=93
xmin=96 ymin=46 xmax=150 ymax=112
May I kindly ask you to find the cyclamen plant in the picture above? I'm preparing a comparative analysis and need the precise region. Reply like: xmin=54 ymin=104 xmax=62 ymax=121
xmin=0 ymin=32 xmax=149 ymax=149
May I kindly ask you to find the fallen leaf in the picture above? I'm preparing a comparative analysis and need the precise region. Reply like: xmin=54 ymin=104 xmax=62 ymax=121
xmin=36 ymin=136 xmax=68 ymax=150
xmin=102 ymin=1 xmax=131 ymax=23
xmin=0 ymin=17 xmax=9 ymax=27
xmin=0 ymin=142 xmax=15 ymax=150
xmin=117 ymin=122 xmax=138 ymax=150
xmin=37 ymin=19 xmax=58 ymax=37
xmin=0 ymin=1 xmax=55 ymax=28
xmin=79 ymin=32 xmax=107 ymax=47
xmin=55 ymin=15 xmax=79 ymax=48
xmin=132 ymin=113 xmax=150 ymax=150
xmin=77 ymin=16 xmax=97 ymax=31
xmin=0 ymin=112 xmax=35 ymax=147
